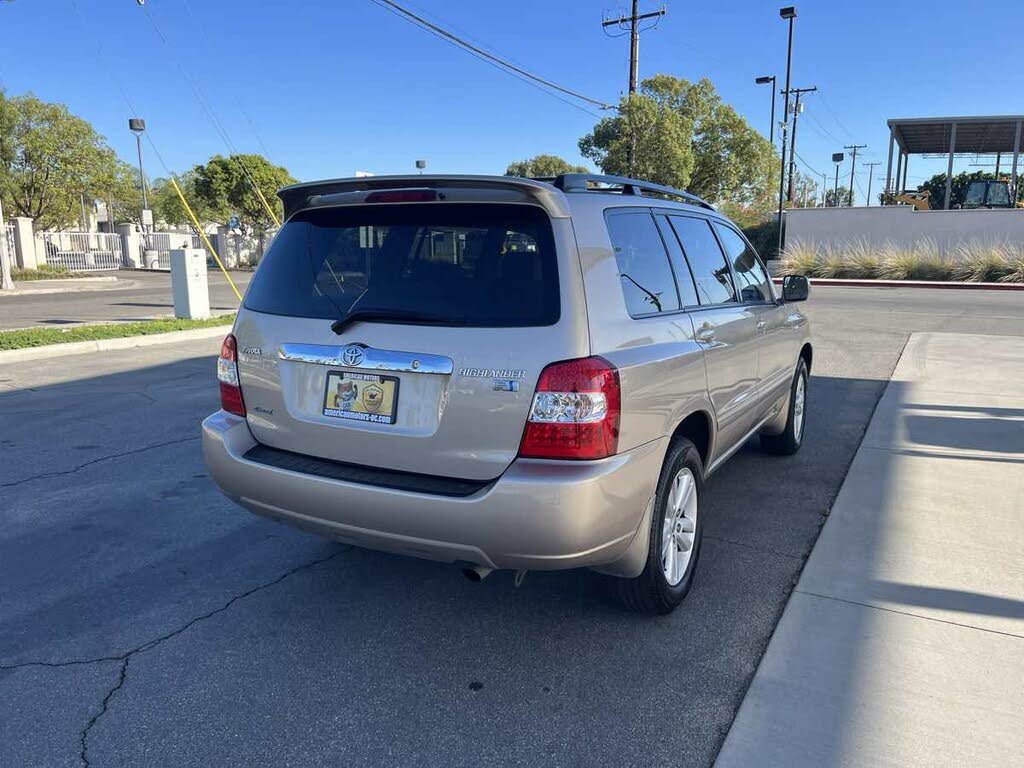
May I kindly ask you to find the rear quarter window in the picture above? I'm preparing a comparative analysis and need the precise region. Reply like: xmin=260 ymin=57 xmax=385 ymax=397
xmin=244 ymin=203 xmax=560 ymax=327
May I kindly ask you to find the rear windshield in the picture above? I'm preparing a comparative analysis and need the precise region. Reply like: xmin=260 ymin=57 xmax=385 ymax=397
xmin=244 ymin=203 xmax=560 ymax=326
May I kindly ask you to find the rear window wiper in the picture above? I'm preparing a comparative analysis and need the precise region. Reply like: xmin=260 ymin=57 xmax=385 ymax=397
xmin=331 ymin=308 xmax=466 ymax=335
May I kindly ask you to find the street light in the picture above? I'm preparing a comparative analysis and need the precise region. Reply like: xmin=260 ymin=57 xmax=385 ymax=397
xmin=832 ymin=152 xmax=845 ymax=207
xmin=775 ymin=6 xmax=797 ymax=258
xmin=128 ymin=118 xmax=150 ymax=230
xmin=755 ymin=75 xmax=777 ymax=143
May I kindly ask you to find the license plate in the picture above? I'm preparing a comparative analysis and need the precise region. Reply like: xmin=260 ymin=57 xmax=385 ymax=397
xmin=322 ymin=371 xmax=399 ymax=424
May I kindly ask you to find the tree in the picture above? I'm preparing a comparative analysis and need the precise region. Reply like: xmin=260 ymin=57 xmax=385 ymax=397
xmin=578 ymin=92 xmax=694 ymax=189
xmin=578 ymin=75 xmax=776 ymax=210
xmin=192 ymin=154 xmax=296 ymax=230
xmin=0 ymin=91 xmax=126 ymax=230
xmin=504 ymin=154 xmax=588 ymax=178
xmin=917 ymin=170 xmax=1023 ymax=210
xmin=824 ymin=185 xmax=851 ymax=208
xmin=148 ymin=172 xmax=212 ymax=227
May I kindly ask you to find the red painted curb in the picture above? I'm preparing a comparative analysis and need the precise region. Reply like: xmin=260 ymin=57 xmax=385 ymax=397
xmin=770 ymin=277 xmax=1024 ymax=291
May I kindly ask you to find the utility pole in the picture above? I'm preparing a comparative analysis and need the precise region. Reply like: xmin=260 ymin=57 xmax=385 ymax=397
xmin=864 ymin=161 xmax=882 ymax=206
xmin=820 ymin=172 xmax=828 ymax=207
xmin=786 ymin=86 xmax=817 ymax=203
xmin=844 ymin=144 xmax=867 ymax=206
xmin=602 ymin=2 xmax=666 ymax=95
xmin=776 ymin=6 xmax=797 ymax=257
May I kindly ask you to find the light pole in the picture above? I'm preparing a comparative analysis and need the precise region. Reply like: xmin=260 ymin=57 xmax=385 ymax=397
xmin=775 ymin=6 xmax=797 ymax=258
xmin=128 ymin=118 xmax=149 ymax=230
xmin=832 ymin=152 xmax=844 ymax=207
xmin=755 ymin=75 xmax=777 ymax=143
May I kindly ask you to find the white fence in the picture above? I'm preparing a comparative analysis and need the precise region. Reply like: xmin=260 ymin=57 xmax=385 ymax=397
xmin=143 ymin=232 xmax=204 ymax=269
xmin=42 ymin=232 xmax=124 ymax=271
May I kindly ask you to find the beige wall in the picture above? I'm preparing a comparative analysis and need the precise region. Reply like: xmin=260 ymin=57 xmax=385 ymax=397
xmin=785 ymin=206 xmax=1024 ymax=254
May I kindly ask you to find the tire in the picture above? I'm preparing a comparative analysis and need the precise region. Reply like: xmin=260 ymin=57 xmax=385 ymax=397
xmin=618 ymin=439 xmax=704 ymax=615
xmin=760 ymin=359 xmax=808 ymax=456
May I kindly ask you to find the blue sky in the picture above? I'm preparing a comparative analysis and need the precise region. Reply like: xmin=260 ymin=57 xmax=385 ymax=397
xmin=1 ymin=0 xmax=1020 ymax=204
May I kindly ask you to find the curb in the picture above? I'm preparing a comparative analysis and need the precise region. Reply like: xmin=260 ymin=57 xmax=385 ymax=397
xmin=1 ymin=276 xmax=130 ymax=296
xmin=771 ymin=277 xmax=1024 ymax=291
xmin=0 ymin=325 xmax=232 ymax=364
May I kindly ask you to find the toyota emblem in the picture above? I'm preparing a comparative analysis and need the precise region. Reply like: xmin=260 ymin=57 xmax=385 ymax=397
xmin=342 ymin=345 xmax=364 ymax=367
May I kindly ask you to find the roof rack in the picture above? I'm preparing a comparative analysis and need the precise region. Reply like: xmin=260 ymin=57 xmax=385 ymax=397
xmin=548 ymin=173 xmax=715 ymax=211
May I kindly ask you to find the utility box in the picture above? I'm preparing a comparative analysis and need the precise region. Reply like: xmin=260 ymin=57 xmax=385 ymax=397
xmin=170 ymin=248 xmax=210 ymax=319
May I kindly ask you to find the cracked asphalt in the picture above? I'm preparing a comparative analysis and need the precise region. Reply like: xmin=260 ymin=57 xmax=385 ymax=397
xmin=2 ymin=286 xmax=1022 ymax=767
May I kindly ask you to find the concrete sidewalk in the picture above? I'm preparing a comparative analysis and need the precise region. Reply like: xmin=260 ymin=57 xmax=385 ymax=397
xmin=717 ymin=332 xmax=1024 ymax=767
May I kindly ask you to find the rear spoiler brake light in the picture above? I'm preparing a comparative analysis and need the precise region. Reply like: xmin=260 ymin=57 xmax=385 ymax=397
xmin=364 ymin=189 xmax=440 ymax=203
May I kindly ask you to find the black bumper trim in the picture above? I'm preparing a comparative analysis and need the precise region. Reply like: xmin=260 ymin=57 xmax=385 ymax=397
xmin=242 ymin=444 xmax=495 ymax=498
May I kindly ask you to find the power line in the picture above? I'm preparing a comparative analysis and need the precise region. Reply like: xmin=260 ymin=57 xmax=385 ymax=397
xmin=139 ymin=1 xmax=281 ymax=225
xmin=368 ymin=0 xmax=612 ymax=114
xmin=802 ymin=109 xmax=844 ymax=145
xmin=793 ymin=149 xmax=821 ymax=177
xmin=817 ymin=92 xmax=856 ymax=140
xmin=601 ymin=2 xmax=666 ymax=95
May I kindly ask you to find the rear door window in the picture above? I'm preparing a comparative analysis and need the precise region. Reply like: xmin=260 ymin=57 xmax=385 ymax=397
xmin=712 ymin=223 xmax=773 ymax=303
xmin=668 ymin=216 xmax=737 ymax=305
xmin=654 ymin=214 xmax=700 ymax=307
xmin=606 ymin=211 xmax=681 ymax=317
xmin=243 ymin=203 xmax=559 ymax=326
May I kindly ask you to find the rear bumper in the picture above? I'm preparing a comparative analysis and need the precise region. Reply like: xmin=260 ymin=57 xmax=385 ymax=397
xmin=202 ymin=410 xmax=665 ymax=572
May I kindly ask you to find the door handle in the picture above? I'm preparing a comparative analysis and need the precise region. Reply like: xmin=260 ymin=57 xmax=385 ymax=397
xmin=756 ymin=319 xmax=768 ymax=332
xmin=696 ymin=326 xmax=716 ymax=344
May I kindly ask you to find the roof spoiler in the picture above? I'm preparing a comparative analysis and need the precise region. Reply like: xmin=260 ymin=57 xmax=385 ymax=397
xmin=277 ymin=175 xmax=571 ymax=221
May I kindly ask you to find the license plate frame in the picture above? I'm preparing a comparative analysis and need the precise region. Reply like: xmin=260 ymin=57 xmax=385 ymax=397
xmin=322 ymin=371 xmax=400 ymax=425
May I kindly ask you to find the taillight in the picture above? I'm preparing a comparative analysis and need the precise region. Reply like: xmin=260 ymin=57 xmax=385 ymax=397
xmin=217 ymin=334 xmax=246 ymax=417
xmin=518 ymin=356 xmax=620 ymax=460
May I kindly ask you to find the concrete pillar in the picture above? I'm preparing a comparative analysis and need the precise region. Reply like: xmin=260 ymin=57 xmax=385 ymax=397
xmin=117 ymin=223 xmax=141 ymax=268
xmin=0 ymin=200 xmax=12 ymax=289
xmin=944 ymin=122 xmax=957 ymax=210
xmin=885 ymin=130 xmax=895 ymax=196
xmin=215 ymin=226 xmax=237 ymax=268
xmin=1011 ymin=120 xmax=1022 ymax=203
xmin=13 ymin=217 xmax=39 ymax=269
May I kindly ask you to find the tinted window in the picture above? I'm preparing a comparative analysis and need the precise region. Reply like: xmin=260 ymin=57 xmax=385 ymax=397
xmin=714 ymin=223 xmax=773 ymax=302
xmin=654 ymin=215 xmax=700 ymax=307
xmin=669 ymin=216 xmax=736 ymax=305
xmin=606 ymin=211 xmax=681 ymax=317
xmin=244 ymin=203 xmax=559 ymax=326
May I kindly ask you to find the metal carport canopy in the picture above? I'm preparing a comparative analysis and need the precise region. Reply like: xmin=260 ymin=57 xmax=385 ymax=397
xmin=885 ymin=115 xmax=1024 ymax=209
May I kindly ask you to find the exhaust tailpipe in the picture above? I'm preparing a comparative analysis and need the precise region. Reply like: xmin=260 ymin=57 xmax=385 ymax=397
xmin=462 ymin=564 xmax=493 ymax=582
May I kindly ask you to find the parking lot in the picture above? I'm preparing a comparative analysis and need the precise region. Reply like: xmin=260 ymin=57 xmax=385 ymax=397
xmin=2 ymin=286 xmax=1022 ymax=767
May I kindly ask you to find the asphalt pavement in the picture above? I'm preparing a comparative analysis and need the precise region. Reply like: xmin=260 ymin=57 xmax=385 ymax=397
xmin=1 ymin=286 xmax=1022 ymax=767
xmin=0 ymin=270 xmax=252 ymax=329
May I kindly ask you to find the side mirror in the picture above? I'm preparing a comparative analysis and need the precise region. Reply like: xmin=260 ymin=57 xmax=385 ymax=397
xmin=782 ymin=274 xmax=809 ymax=302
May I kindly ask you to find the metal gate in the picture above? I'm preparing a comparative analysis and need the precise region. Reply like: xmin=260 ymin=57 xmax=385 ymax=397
xmin=143 ymin=232 xmax=204 ymax=269
xmin=42 ymin=232 xmax=124 ymax=271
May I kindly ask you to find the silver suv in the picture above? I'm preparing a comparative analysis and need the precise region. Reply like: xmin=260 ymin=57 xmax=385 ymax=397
xmin=202 ymin=174 xmax=811 ymax=614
